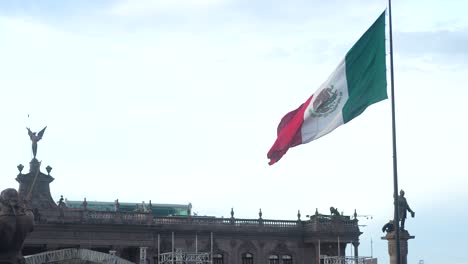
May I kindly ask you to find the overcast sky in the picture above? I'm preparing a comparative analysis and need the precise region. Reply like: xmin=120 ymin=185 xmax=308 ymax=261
xmin=1 ymin=0 xmax=467 ymax=263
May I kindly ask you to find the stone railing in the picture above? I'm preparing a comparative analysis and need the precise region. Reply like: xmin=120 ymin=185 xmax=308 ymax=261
xmin=160 ymin=251 xmax=210 ymax=263
xmin=25 ymin=248 xmax=134 ymax=264
xmin=34 ymin=208 xmax=359 ymax=234
xmin=321 ymin=256 xmax=377 ymax=264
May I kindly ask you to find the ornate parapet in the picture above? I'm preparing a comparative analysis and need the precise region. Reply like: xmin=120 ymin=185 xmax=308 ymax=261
xmin=35 ymin=209 xmax=302 ymax=231
xmin=32 ymin=208 xmax=361 ymax=245
xmin=305 ymin=215 xmax=360 ymax=233
xmin=303 ymin=214 xmax=361 ymax=246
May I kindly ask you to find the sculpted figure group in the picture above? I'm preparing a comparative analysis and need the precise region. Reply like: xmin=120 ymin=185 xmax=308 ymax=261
xmin=0 ymin=188 xmax=34 ymax=264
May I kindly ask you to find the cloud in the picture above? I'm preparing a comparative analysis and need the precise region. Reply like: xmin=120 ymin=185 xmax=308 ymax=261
xmin=397 ymin=29 xmax=468 ymax=56
xmin=393 ymin=28 xmax=468 ymax=70
xmin=109 ymin=0 xmax=230 ymax=17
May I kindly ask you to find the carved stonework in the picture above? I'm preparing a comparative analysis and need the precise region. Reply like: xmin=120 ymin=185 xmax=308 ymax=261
xmin=258 ymin=241 xmax=265 ymax=249
xmin=212 ymin=241 xmax=228 ymax=261
xmin=230 ymin=240 xmax=237 ymax=248
xmin=0 ymin=188 xmax=35 ymax=263
xmin=272 ymin=242 xmax=290 ymax=255
xmin=238 ymin=240 xmax=257 ymax=254
xmin=201 ymin=240 xmax=220 ymax=253
xmin=16 ymin=160 xmax=56 ymax=210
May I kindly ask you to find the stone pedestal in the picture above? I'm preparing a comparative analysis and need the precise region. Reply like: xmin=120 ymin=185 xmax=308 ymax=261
xmin=16 ymin=159 xmax=57 ymax=209
xmin=381 ymin=230 xmax=415 ymax=264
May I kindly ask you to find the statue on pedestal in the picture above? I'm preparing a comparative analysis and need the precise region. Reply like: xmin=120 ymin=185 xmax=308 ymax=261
xmin=0 ymin=188 xmax=34 ymax=264
xmin=26 ymin=126 xmax=47 ymax=159
xmin=381 ymin=190 xmax=416 ymax=264
xmin=398 ymin=190 xmax=415 ymax=230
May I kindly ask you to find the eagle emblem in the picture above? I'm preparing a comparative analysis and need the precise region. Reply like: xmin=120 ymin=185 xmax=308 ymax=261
xmin=309 ymin=85 xmax=342 ymax=117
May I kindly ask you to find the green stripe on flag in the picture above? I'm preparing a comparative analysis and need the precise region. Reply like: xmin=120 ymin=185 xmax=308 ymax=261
xmin=343 ymin=11 xmax=387 ymax=123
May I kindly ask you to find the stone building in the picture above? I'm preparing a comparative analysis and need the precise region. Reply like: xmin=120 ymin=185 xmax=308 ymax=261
xmin=15 ymin=158 xmax=364 ymax=264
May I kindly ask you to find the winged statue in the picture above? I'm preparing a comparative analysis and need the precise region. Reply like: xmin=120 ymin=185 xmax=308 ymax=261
xmin=26 ymin=126 xmax=47 ymax=158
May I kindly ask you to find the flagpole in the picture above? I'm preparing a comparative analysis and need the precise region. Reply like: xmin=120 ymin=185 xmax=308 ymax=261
xmin=387 ymin=0 xmax=402 ymax=264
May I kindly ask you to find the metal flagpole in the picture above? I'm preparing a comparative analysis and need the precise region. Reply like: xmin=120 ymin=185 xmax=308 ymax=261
xmin=157 ymin=234 xmax=160 ymax=264
xmin=387 ymin=1 xmax=402 ymax=263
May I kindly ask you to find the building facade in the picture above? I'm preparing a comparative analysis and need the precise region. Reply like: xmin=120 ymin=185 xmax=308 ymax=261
xmin=16 ymin=158 xmax=363 ymax=264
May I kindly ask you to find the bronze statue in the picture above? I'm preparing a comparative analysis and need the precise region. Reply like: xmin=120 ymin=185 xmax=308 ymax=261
xmin=398 ymin=189 xmax=415 ymax=230
xmin=27 ymin=126 xmax=47 ymax=159
xmin=330 ymin=206 xmax=340 ymax=216
xmin=57 ymin=195 xmax=65 ymax=208
xmin=382 ymin=220 xmax=395 ymax=233
xmin=0 ymin=188 xmax=34 ymax=264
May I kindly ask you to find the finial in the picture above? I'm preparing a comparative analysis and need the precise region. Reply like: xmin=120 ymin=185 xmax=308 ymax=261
xmin=17 ymin=164 xmax=24 ymax=173
xmin=297 ymin=210 xmax=301 ymax=220
xmin=230 ymin=207 xmax=234 ymax=218
xmin=46 ymin=165 xmax=52 ymax=175
xmin=259 ymin=208 xmax=262 ymax=219
xmin=315 ymin=208 xmax=319 ymax=215
xmin=354 ymin=209 xmax=357 ymax=219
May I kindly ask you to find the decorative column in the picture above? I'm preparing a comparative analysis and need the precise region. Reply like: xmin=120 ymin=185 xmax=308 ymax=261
xmin=381 ymin=230 xmax=415 ymax=264
xmin=352 ymin=241 xmax=359 ymax=263
xmin=140 ymin=246 xmax=148 ymax=264
xmin=315 ymin=240 xmax=321 ymax=264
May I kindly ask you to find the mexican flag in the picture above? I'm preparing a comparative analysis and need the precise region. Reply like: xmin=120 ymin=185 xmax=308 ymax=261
xmin=267 ymin=11 xmax=387 ymax=165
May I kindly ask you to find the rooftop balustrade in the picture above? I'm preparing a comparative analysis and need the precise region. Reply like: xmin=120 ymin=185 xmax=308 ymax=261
xmin=33 ymin=207 xmax=360 ymax=235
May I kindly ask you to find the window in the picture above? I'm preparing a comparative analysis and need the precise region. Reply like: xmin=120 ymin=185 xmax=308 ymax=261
xmin=213 ymin=253 xmax=223 ymax=264
xmin=282 ymin=255 xmax=292 ymax=264
xmin=269 ymin=255 xmax=279 ymax=264
xmin=242 ymin=252 xmax=254 ymax=264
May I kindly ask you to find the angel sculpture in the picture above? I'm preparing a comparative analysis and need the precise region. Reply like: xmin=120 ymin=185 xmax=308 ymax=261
xmin=27 ymin=126 xmax=47 ymax=158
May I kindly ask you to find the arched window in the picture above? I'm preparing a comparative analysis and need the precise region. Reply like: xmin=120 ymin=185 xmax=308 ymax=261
xmin=282 ymin=255 xmax=292 ymax=264
xmin=213 ymin=253 xmax=223 ymax=264
xmin=269 ymin=255 xmax=279 ymax=264
xmin=242 ymin=252 xmax=254 ymax=264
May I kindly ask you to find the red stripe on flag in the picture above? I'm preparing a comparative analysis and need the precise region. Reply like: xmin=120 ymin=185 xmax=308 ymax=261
xmin=267 ymin=96 xmax=313 ymax=165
